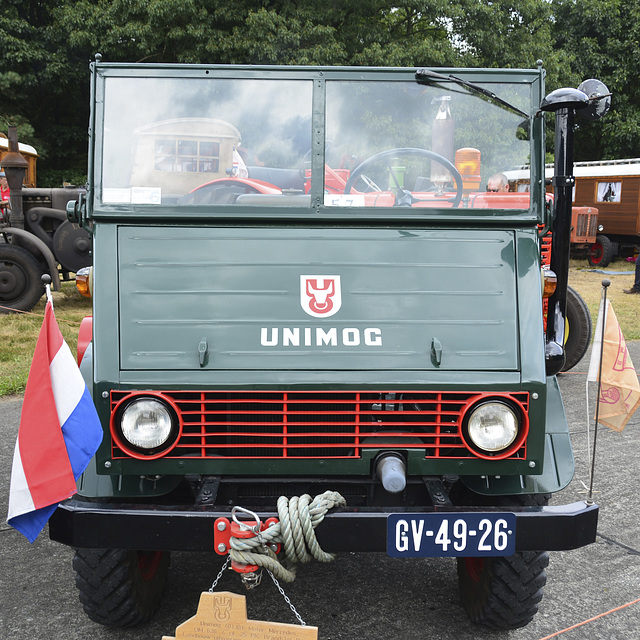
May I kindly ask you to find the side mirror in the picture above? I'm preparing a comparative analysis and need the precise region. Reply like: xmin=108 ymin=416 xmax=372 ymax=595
xmin=577 ymin=79 xmax=612 ymax=120
xmin=539 ymin=80 xmax=611 ymax=118
xmin=66 ymin=192 xmax=86 ymax=227
xmin=540 ymin=87 xmax=590 ymax=113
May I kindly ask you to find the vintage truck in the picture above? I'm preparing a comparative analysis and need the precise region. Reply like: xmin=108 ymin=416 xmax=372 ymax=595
xmin=0 ymin=129 xmax=91 ymax=313
xmin=50 ymin=60 xmax=609 ymax=631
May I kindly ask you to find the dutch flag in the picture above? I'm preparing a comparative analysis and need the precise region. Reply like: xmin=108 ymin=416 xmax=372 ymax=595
xmin=7 ymin=300 xmax=103 ymax=542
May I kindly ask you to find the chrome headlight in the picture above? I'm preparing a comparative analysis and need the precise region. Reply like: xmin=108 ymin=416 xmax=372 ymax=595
xmin=463 ymin=401 xmax=520 ymax=455
xmin=117 ymin=397 xmax=179 ymax=455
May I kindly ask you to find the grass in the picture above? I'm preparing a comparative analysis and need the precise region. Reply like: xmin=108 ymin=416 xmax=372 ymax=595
xmin=0 ymin=259 xmax=637 ymax=397
xmin=568 ymin=257 xmax=639 ymax=340
xmin=0 ymin=281 xmax=92 ymax=396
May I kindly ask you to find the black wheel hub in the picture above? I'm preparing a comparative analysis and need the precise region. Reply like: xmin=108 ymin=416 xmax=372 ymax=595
xmin=0 ymin=261 xmax=27 ymax=298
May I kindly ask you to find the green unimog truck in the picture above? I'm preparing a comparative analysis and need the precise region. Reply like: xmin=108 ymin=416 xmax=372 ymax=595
xmin=50 ymin=58 xmax=609 ymax=631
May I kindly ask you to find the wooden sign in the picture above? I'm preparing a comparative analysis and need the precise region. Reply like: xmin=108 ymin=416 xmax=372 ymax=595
xmin=162 ymin=591 xmax=318 ymax=640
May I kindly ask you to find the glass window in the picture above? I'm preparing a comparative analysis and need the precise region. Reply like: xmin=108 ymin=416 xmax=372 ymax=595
xmin=99 ymin=71 xmax=534 ymax=213
xmin=152 ymin=139 xmax=220 ymax=174
xmin=200 ymin=141 xmax=219 ymax=157
xmin=324 ymin=80 xmax=532 ymax=210
xmin=101 ymin=77 xmax=313 ymax=206
xmin=597 ymin=181 xmax=621 ymax=203
xmin=177 ymin=140 xmax=198 ymax=156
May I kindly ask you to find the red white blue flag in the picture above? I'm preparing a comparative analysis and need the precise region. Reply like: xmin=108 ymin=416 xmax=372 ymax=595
xmin=7 ymin=301 xmax=103 ymax=542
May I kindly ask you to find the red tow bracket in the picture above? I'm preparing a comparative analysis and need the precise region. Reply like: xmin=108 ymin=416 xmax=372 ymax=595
xmin=214 ymin=509 xmax=280 ymax=574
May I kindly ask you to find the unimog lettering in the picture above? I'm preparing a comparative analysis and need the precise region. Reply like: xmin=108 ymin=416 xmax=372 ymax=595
xmin=260 ymin=327 xmax=383 ymax=347
xmin=51 ymin=60 xmax=610 ymax=633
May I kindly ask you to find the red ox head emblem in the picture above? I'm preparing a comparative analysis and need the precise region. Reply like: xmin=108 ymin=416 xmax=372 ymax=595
xmin=300 ymin=275 xmax=342 ymax=318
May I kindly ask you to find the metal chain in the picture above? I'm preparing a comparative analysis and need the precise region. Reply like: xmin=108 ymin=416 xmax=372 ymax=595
xmin=208 ymin=556 xmax=230 ymax=592
xmin=267 ymin=569 xmax=307 ymax=626
xmin=208 ymin=557 xmax=307 ymax=626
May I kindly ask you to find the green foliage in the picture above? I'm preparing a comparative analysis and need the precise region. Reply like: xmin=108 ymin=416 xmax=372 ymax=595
xmin=0 ymin=0 xmax=638 ymax=177
xmin=37 ymin=168 xmax=87 ymax=188
xmin=451 ymin=0 xmax=560 ymax=69
xmin=550 ymin=0 xmax=640 ymax=159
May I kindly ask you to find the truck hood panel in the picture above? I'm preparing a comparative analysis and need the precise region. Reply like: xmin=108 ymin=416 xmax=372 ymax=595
xmin=118 ymin=227 xmax=519 ymax=371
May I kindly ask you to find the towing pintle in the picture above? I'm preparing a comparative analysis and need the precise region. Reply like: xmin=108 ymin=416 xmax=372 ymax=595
xmin=539 ymin=80 xmax=611 ymax=376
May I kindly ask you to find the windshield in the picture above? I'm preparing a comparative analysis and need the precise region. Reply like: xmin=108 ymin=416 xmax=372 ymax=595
xmin=97 ymin=68 xmax=538 ymax=213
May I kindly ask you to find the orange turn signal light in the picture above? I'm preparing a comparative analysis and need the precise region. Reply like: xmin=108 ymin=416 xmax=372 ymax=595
xmin=455 ymin=147 xmax=482 ymax=192
xmin=542 ymin=268 xmax=557 ymax=298
xmin=76 ymin=266 xmax=92 ymax=298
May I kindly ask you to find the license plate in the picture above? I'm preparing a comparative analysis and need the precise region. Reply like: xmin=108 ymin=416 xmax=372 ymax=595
xmin=387 ymin=513 xmax=516 ymax=557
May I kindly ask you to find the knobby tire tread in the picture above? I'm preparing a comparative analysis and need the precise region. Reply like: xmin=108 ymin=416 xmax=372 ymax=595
xmin=73 ymin=548 xmax=169 ymax=627
xmin=458 ymin=550 xmax=549 ymax=630
xmin=563 ymin=285 xmax=592 ymax=372
xmin=457 ymin=492 xmax=550 ymax=630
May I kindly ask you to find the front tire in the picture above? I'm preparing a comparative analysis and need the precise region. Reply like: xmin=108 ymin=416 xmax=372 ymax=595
xmin=563 ymin=285 xmax=592 ymax=372
xmin=457 ymin=550 xmax=549 ymax=630
xmin=73 ymin=548 xmax=169 ymax=627
xmin=588 ymin=234 xmax=615 ymax=267
xmin=457 ymin=493 xmax=550 ymax=629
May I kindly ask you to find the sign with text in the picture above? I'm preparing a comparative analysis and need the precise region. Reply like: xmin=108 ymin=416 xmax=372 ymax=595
xmin=162 ymin=591 xmax=318 ymax=640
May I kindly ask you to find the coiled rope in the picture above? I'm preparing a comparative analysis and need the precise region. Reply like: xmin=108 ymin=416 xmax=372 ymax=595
xmin=229 ymin=491 xmax=346 ymax=582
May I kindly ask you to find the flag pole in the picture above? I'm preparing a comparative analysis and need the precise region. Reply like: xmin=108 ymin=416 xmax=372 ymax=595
xmin=587 ymin=278 xmax=610 ymax=505
xmin=42 ymin=273 xmax=53 ymax=306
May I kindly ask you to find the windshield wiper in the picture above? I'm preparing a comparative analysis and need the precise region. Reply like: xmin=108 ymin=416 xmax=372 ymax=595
xmin=415 ymin=68 xmax=529 ymax=119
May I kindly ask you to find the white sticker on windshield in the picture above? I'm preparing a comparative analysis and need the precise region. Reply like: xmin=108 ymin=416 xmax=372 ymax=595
xmin=103 ymin=188 xmax=131 ymax=203
xmin=131 ymin=187 xmax=162 ymax=204
xmin=324 ymin=194 xmax=366 ymax=207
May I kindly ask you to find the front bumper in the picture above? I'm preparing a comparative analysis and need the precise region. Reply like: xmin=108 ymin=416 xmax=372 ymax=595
xmin=49 ymin=497 xmax=598 ymax=553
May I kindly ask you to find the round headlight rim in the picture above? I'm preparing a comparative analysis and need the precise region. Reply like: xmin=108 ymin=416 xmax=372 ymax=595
xmin=460 ymin=396 xmax=528 ymax=460
xmin=111 ymin=393 xmax=182 ymax=459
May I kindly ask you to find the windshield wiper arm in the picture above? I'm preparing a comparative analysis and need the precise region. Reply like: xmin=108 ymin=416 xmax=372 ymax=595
xmin=415 ymin=68 xmax=529 ymax=119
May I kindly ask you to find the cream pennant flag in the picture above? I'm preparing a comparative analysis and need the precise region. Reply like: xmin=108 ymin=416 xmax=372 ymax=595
xmin=587 ymin=298 xmax=640 ymax=431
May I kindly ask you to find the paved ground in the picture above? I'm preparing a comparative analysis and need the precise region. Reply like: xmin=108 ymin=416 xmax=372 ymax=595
xmin=1 ymin=344 xmax=639 ymax=640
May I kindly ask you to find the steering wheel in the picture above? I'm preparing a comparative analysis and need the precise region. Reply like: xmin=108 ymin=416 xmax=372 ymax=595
xmin=177 ymin=180 xmax=263 ymax=205
xmin=343 ymin=148 xmax=464 ymax=208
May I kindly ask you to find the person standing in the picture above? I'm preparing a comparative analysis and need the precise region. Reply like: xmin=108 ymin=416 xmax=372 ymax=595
xmin=0 ymin=170 xmax=9 ymax=203
xmin=623 ymin=253 xmax=640 ymax=294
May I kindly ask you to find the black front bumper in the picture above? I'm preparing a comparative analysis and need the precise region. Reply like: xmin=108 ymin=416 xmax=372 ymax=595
xmin=49 ymin=498 xmax=598 ymax=553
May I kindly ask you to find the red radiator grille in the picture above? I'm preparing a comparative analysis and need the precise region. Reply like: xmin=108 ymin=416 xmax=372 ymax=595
xmin=573 ymin=208 xmax=599 ymax=241
xmin=109 ymin=390 xmax=529 ymax=460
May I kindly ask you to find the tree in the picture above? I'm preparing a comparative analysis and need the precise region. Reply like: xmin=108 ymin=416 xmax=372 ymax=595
xmin=2 ymin=0 xmax=636 ymax=181
xmin=0 ymin=0 xmax=55 ymax=148
xmin=2 ymin=0 xmax=465 ymax=182
xmin=551 ymin=0 xmax=640 ymax=160
xmin=449 ymin=0 xmax=564 ymax=70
